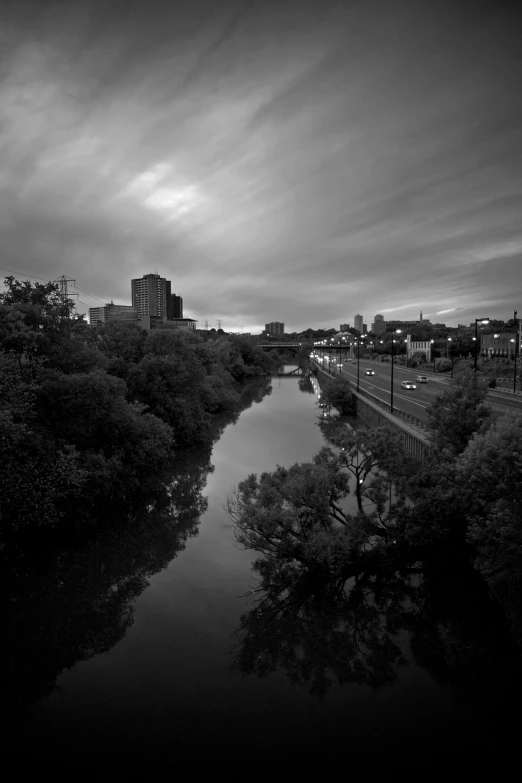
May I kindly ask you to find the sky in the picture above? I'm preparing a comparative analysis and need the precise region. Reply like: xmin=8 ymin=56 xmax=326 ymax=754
xmin=1 ymin=0 xmax=521 ymax=333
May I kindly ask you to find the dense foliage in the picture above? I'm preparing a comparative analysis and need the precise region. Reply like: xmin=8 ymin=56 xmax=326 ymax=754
xmin=0 ymin=276 xmax=276 ymax=539
xmin=228 ymin=372 xmax=522 ymax=643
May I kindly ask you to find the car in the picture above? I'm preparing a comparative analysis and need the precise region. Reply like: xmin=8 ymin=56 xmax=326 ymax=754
xmin=416 ymin=375 xmax=428 ymax=383
xmin=351 ymin=360 xmax=356 ymax=364
xmin=365 ymin=369 xmax=375 ymax=376
xmin=401 ymin=380 xmax=416 ymax=390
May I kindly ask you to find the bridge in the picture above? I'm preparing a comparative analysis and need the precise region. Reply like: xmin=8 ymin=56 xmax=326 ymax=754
xmin=274 ymin=366 xmax=308 ymax=377
xmin=259 ymin=343 xmax=302 ymax=351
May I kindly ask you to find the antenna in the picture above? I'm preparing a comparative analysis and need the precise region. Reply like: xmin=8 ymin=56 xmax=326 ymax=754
xmin=53 ymin=275 xmax=78 ymax=319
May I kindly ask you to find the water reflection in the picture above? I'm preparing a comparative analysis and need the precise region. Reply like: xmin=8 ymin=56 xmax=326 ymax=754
xmin=232 ymin=556 xmax=520 ymax=706
xmin=1 ymin=378 xmax=271 ymax=716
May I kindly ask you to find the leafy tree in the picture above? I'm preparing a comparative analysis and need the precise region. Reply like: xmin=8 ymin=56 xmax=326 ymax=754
xmin=317 ymin=375 xmax=355 ymax=415
xmin=460 ymin=415 xmax=522 ymax=599
xmin=425 ymin=372 xmax=491 ymax=456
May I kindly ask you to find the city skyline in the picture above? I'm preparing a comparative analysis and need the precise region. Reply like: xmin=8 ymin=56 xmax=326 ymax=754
xmin=1 ymin=0 xmax=521 ymax=332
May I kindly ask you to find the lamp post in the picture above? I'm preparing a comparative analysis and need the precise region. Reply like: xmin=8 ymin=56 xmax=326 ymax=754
xmin=513 ymin=310 xmax=518 ymax=392
xmin=356 ymin=338 xmax=361 ymax=391
xmin=447 ymin=337 xmax=454 ymax=379
xmin=390 ymin=330 xmax=401 ymax=413
xmin=474 ymin=317 xmax=490 ymax=372
xmin=430 ymin=339 xmax=435 ymax=372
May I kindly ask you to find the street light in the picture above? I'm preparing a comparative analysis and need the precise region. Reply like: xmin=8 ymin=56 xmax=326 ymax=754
xmin=390 ymin=329 xmax=402 ymax=413
xmin=356 ymin=338 xmax=361 ymax=391
xmin=447 ymin=337 xmax=454 ymax=379
xmin=513 ymin=310 xmax=519 ymax=392
xmin=430 ymin=339 xmax=435 ymax=372
xmin=474 ymin=318 xmax=490 ymax=372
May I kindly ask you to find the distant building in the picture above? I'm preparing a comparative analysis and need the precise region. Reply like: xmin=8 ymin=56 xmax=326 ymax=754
xmin=354 ymin=314 xmax=363 ymax=333
xmin=406 ymin=334 xmax=432 ymax=361
xmin=139 ymin=315 xmax=197 ymax=332
xmin=371 ymin=314 xmax=386 ymax=335
xmin=363 ymin=323 xmax=368 ymax=334
xmin=481 ymin=332 xmax=517 ymax=358
xmin=418 ymin=310 xmax=430 ymax=324
xmin=265 ymin=321 xmax=284 ymax=337
xmin=168 ymin=294 xmax=183 ymax=320
xmin=385 ymin=320 xmax=419 ymax=332
xmin=131 ymin=273 xmax=169 ymax=318
xmin=340 ymin=324 xmax=350 ymax=332
xmin=88 ymin=301 xmax=137 ymax=326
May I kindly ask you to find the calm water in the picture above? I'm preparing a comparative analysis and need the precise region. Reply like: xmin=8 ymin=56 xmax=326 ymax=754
xmin=4 ymin=369 xmax=520 ymax=765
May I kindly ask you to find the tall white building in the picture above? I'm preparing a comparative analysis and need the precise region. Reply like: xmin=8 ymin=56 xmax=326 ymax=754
xmin=354 ymin=314 xmax=363 ymax=333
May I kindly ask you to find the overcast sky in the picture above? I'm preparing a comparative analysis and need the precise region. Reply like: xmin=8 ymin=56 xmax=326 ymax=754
xmin=1 ymin=0 xmax=521 ymax=332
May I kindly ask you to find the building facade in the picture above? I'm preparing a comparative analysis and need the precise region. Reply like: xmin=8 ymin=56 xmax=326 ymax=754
xmin=481 ymin=332 xmax=518 ymax=357
xmin=168 ymin=294 xmax=183 ymax=319
xmin=88 ymin=301 xmax=137 ymax=326
xmin=131 ymin=273 xmax=169 ymax=318
xmin=371 ymin=314 xmax=386 ymax=335
xmin=265 ymin=321 xmax=284 ymax=336
xmin=340 ymin=324 xmax=350 ymax=332
xmin=406 ymin=334 xmax=432 ymax=361
xmin=354 ymin=314 xmax=363 ymax=333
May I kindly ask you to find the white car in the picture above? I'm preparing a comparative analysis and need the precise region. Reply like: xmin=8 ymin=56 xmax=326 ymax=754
xmin=401 ymin=380 xmax=416 ymax=390
xmin=416 ymin=375 xmax=428 ymax=383
xmin=365 ymin=369 xmax=375 ymax=376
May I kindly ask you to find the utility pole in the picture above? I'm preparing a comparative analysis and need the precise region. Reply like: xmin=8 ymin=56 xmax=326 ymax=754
xmin=514 ymin=310 xmax=519 ymax=393
xmin=53 ymin=275 xmax=78 ymax=319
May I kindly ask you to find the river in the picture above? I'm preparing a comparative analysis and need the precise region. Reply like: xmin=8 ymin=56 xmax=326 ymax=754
xmin=3 ymin=367 xmax=520 ymax=766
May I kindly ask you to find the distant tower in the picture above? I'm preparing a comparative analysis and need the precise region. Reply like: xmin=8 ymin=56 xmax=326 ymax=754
xmin=53 ymin=275 xmax=78 ymax=318
xmin=204 ymin=319 xmax=209 ymax=329
xmin=420 ymin=310 xmax=423 ymax=322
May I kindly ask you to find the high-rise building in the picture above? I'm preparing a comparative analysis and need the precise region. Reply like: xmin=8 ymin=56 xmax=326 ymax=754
xmin=88 ymin=301 xmax=137 ymax=326
xmin=370 ymin=314 xmax=386 ymax=335
xmin=265 ymin=321 xmax=284 ymax=337
xmin=340 ymin=324 xmax=350 ymax=332
xmin=168 ymin=294 xmax=183 ymax=319
xmin=131 ymin=273 xmax=169 ymax=318
xmin=354 ymin=314 xmax=363 ymax=333
xmin=363 ymin=323 xmax=368 ymax=334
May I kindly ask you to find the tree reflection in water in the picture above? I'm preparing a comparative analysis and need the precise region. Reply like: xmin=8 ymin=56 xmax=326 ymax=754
xmin=232 ymin=555 xmax=521 ymax=705
xmin=1 ymin=378 xmax=272 ymax=716
xmin=298 ymin=376 xmax=315 ymax=394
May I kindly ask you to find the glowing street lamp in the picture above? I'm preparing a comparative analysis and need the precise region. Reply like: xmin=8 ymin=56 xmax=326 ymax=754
xmin=474 ymin=318 xmax=490 ymax=372
xmin=390 ymin=329 xmax=402 ymax=413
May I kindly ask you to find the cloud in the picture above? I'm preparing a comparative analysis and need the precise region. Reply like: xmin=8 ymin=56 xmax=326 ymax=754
xmin=1 ymin=0 xmax=521 ymax=330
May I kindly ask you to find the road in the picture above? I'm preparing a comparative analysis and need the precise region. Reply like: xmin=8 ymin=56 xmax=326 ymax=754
xmin=315 ymin=356 xmax=522 ymax=422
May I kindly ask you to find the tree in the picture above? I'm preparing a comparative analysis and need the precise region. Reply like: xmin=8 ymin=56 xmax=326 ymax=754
xmin=318 ymin=375 xmax=355 ymax=415
xmin=460 ymin=414 xmax=522 ymax=597
xmin=425 ymin=372 xmax=491 ymax=456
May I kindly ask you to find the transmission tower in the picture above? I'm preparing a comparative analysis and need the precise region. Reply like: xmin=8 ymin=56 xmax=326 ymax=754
xmin=216 ymin=318 xmax=223 ymax=330
xmin=204 ymin=319 xmax=209 ymax=330
xmin=53 ymin=275 xmax=78 ymax=318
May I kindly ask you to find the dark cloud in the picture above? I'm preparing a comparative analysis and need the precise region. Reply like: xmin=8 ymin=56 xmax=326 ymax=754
xmin=1 ymin=0 xmax=521 ymax=331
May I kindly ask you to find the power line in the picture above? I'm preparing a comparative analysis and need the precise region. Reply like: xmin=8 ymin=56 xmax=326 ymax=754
xmin=0 ymin=265 xmax=51 ymax=282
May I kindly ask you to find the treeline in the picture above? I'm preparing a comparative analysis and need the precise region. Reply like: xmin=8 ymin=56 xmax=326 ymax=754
xmin=229 ymin=374 xmax=522 ymax=640
xmin=0 ymin=276 xmax=276 ymax=540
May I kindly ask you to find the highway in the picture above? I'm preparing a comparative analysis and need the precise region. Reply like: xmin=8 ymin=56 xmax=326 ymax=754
xmin=314 ymin=356 xmax=522 ymax=422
